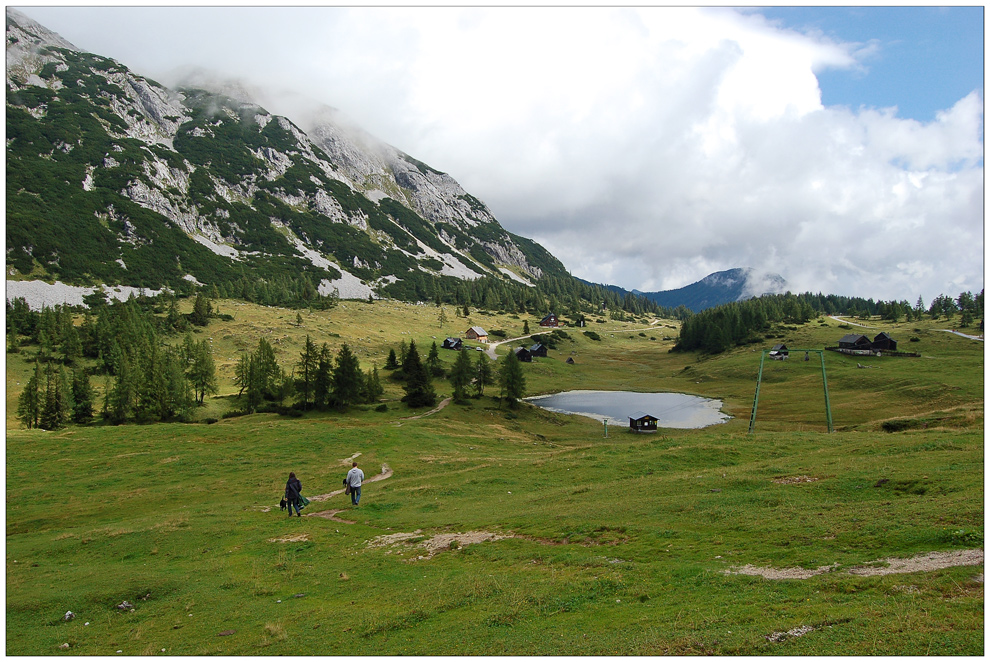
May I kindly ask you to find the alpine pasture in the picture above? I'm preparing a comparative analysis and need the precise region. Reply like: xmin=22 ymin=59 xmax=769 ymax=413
xmin=6 ymin=298 xmax=983 ymax=655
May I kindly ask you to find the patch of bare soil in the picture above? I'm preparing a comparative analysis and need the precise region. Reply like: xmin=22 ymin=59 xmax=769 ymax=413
xmin=730 ymin=563 xmax=839 ymax=579
xmin=269 ymin=533 xmax=310 ymax=543
xmin=307 ymin=509 xmax=356 ymax=524
xmin=727 ymin=549 xmax=983 ymax=579
xmin=846 ymin=549 xmax=984 ymax=576
xmin=396 ymin=397 xmax=453 ymax=422
xmin=367 ymin=529 xmax=509 ymax=559
xmin=772 ymin=475 xmax=821 ymax=485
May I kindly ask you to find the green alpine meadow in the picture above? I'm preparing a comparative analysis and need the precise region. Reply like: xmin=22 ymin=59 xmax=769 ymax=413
xmin=6 ymin=298 xmax=983 ymax=655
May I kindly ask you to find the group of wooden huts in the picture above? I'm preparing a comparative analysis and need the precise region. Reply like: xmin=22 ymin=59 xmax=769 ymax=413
xmin=832 ymin=332 xmax=899 ymax=356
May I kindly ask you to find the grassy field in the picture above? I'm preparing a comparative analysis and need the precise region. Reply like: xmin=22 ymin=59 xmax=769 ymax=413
xmin=6 ymin=300 xmax=984 ymax=655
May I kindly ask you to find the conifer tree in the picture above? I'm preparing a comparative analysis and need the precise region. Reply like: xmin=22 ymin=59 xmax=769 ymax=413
xmin=314 ymin=343 xmax=333 ymax=410
xmin=384 ymin=348 xmax=399 ymax=370
xmin=401 ymin=341 xmax=436 ymax=408
xmin=331 ymin=343 xmax=364 ymax=409
xmin=426 ymin=341 xmax=445 ymax=377
xmin=296 ymin=335 xmax=318 ymax=409
xmin=498 ymin=347 xmax=526 ymax=408
xmin=448 ymin=348 xmax=475 ymax=402
xmin=16 ymin=362 xmax=42 ymax=429
xmin=188 ymin=340 xmax=218 ymax=405
xmin=363 ymin=366 xmax=384 ymax=404
xmin=71 ymin=370 xmax=95 ymax=424
xmin=475 ymin=352 xmax=494 ymax=397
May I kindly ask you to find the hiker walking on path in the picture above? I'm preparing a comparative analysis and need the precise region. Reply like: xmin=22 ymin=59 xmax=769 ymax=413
xmin=345 ymin=462 xmax=365 ymax=506
xmin=284 ymin=472 xmax=303 ymax=517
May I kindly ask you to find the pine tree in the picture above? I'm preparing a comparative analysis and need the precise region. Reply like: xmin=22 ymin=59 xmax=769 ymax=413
xmin=498 ymin=348 xmax=526 ymax=407
xmin=401 ymin=341 xmax=436 ymax=408
xmin=190 ymin=293 xmax=210 ymax=326
xmin=363 ymin=366 xmax=384 ymax=404
xmin=448 ymin=348 xmax=475 ymax=402
xmin=188 ymin=340 xmax=219 ymax=405
xmin=71 ymin=370 xmax=95 ymax=424
xmin=331 ymin=344 xmax=364 ymax=409
xmin=384 ymin=348 xmax=399 ymax=370
xmin=314 ymin=343 xmax=333 ymax=410
xmin=16 ymin=362 xmax=43 ymax=429
xmin=296 ymin=335 xmax=318 ymax=409
xmin=475 ymin=352 xmax=494 ymax=397
xmin=426 ymin=341 xmax=445 ymax=377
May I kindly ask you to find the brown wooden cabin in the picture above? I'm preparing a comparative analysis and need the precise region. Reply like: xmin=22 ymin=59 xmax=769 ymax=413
xmin=442 ymin=337 xmax=463 ymax=350
xmin=872 ymin=332 xmax=897 ymax=351
xmin=465 ymin=326 xmax=488 ymax=342
xmin=629 ymin=411 xmax=659 ymax=433
xmin=539 ymin=313 xmax=560 ymax=328
xmin=513 ymin=346 xmax=533 ymax=362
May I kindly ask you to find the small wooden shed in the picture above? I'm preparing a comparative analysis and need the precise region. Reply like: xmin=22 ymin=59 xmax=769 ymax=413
xmin=513 ymin=346 xmax=532 ymax=362
xmin=466 ymin=326 xmax=488 ymax=343
xmin=441 ymin=337 xmax=463 ymax=350
xmin=629 ymin=411 xmax=659 ymax=433
xmin=838 ymin=334 xmax=872 ymax=350
xmin=529 ymin=342 xmax=548 ymax=358
xmin=769 ymin=343 xmax=789 ymax=360
xmin=872 ymin=332 xmax=897 ymax=351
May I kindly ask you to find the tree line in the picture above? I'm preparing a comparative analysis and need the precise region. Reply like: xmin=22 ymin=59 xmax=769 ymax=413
xmin=675 ymin=290 xmax=984 ymax=354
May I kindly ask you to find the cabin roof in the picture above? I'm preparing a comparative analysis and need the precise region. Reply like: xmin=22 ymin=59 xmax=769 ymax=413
xmin=629 ymin=411 xmax=658 ymax=421
xmin=468 ymin=326 xmax=488 ymax=336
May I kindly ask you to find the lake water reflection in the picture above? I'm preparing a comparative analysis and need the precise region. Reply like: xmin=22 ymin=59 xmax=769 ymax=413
xmin=525 ymin=390 xmax=730 ymax=429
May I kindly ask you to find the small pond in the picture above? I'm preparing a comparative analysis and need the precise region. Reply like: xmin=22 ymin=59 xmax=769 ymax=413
xmin=524 ymin=390 xmax=730 ymax=429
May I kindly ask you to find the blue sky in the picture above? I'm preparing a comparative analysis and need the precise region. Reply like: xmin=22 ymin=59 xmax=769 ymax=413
xmin=757 ymin=6 xmax=984 ymax=123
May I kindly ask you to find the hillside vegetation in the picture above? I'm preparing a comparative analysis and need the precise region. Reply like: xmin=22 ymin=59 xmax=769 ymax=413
xmin=6 ymin=297 xmax=984 ymax=655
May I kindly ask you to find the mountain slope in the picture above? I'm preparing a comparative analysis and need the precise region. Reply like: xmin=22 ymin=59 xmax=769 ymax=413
xmin=5 ymin=8 xmax=568 ymax=304
xmin=634 ymin=268 xmax=788 ymax=312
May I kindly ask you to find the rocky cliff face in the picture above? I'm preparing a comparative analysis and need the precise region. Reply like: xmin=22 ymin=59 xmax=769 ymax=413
xmin=5 ymin=8 xmax=563 ymax=302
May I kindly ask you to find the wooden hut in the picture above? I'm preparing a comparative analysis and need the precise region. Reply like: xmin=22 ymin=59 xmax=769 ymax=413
xmin=565 ymin=357 xmax=576 ymax=364
xmin=769 ymin=343 xmax=789 ymax=360
xmin=465 ymin=326 xmax=488 ymax=343
xmin=539 ymin=313 xmax=560 ymax=328
xmin=441 ymin=337 xmax=463 ymax=350
xmin=872 ymin=332 xmax=897 ymax=351
xmin=513 ymin=346 xmax=533 ymax=362
xmin=838 ymin=334 xmax=872 ymax=351
xmin=629 ymin=411 xmax=659 ymax=433
xmin=529 ymin=342 xmax=548 ymax=358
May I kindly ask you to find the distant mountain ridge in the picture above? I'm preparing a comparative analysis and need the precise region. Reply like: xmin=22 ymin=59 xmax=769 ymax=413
xmin=578 ymin=268 xmax=786 ymax=313
xmin=635 ymin=268 xmax=788 ymax=312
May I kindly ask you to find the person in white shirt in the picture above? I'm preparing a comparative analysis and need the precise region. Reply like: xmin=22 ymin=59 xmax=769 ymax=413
xmin=345 ymin=462 xmax=365 ymax=506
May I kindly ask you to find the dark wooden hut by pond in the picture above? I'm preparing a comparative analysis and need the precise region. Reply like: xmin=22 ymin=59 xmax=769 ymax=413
xmin=629 ymin=411 xmax=659 ymax=433
xmin=872 ymin=332 xmax=897 ymax=351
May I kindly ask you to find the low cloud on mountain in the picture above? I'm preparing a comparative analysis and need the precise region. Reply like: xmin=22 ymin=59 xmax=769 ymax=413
xmin=18 ymin=6 xmax=984 ymax=303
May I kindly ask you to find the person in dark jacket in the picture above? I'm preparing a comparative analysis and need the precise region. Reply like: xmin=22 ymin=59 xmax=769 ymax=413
xmin=284 ymin=472 xmax=302 ymax=517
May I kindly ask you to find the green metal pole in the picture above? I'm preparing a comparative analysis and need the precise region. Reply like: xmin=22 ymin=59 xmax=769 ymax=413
xmin=819 ymin=351 xmax=834 ymax=432
xmin=749 ymin=350 xmax=767 ymax=433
